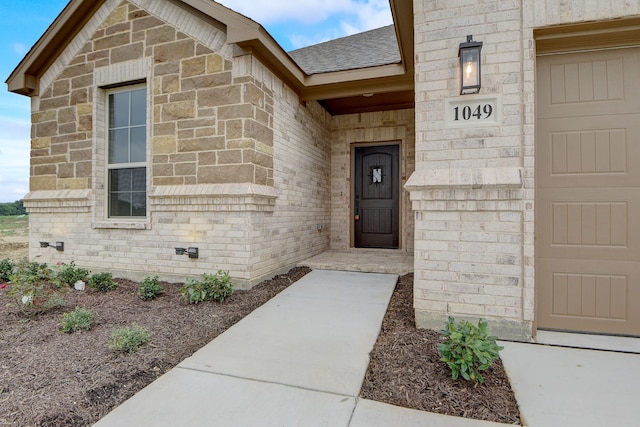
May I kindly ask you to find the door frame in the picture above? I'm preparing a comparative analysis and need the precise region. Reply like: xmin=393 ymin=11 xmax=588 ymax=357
xmin=350 ymin=141 xmax=402 ymax=249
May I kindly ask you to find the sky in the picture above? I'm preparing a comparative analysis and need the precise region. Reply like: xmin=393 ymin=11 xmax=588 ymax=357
xmin=0 ymin=0 xmax=392 ymax=203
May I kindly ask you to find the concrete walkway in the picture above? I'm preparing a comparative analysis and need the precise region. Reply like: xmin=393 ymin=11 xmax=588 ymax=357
xmin=500 ymin=340 xmax=640 ymax=427
xmin=93 ymin=268 xmax=640 ymax=427
xmin=93 ymin=270 xmax=504 ymax=427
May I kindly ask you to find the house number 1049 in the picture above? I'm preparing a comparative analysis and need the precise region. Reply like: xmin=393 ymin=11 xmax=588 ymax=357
xmin=445 ymin=96 xmax=499 ymax=128
xmin=453 ymin=104 xmax=493 ymax=121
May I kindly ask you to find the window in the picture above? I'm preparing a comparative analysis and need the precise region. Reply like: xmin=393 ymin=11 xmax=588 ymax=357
xmin=107 ymin=86 xmax=147 ymax=217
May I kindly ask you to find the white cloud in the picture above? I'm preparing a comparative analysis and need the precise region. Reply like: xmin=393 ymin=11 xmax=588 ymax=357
xmin=0 ymin=117 xmax=30 ymax=202
xmin=216 ymin=0 xmax=393 ymax=48
xmin=0 ymin=174 xmax=29 ymax=203
xmin=217 ymin=0 xmax=357 ymax=24
xmin=342 ymin=0 xmax=393 ymax=34
xmin=0 ymin=116 xmax=30 ymax=140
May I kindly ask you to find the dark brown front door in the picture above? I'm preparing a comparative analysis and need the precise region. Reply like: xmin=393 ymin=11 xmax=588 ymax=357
xmin=354 ymin=145 xmax=399 ymax=248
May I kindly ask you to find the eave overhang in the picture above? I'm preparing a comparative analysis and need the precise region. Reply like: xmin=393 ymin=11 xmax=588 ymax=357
xmin=6 ymin=0 xmax=107 ymax=95
xmin=6 ymin=0 xmax=414 ymax=115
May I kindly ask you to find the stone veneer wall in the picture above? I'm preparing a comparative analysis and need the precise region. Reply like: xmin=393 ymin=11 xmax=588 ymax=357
xmin=24 ymin=0 xmax=331 ymax=287
xmin=409 ymin=0 xmax=640 ymax=340
xmin=331 ymin=110 xmax=415 ymax=253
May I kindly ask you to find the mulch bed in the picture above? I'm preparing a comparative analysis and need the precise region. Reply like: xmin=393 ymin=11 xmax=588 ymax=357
xmin=0 ymin=267 xmax=310 ymax=426
xmin=0 ymin=268 xmax=521 ymax=426
xmin=361 ymin=273 xmax=522 ymax=424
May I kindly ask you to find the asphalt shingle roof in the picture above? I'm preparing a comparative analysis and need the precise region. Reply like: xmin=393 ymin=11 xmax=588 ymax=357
xmin=288 ymin=25 xmax=400 ymax=75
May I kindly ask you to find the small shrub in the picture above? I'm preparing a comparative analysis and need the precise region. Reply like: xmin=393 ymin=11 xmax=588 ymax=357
xmin=438 ymin=317 xmax=503 ymax=385
xmin=180 ymin=278 xmax=207 ymax=304
xmin=7 ymin=261 xmax=65 ymax=314
xmin=11 ymin=260 xmax=52 ymax=284
xmin=0 ymin=258 xmax=15 ymax=282
xmin=55 ymin=261 xmax=90 ymax=288
xmin=137 ymin=276 xmax=163 ymax=301
xmin=180 ymin=270 xmax=233 ymax=304
xmin=61 ymin=307 xmax=95 ymax=333
xmin=108 ymin=323 xmax=151 ymax=353
xmin=88 ymin=272 xmax=117 ymax=292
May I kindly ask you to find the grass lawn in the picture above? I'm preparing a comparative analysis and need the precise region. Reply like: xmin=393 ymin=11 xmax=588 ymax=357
xmin=0 ymin=215 xmax=28 ymax=238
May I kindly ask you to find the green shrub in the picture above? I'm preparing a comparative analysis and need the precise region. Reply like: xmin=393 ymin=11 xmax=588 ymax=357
xmin=108 ymin=324 xmax=151 ymax=353
xmin=437 ymin=317 xmax=503 ymax=384
xmin=88 ymin=272 xmax=117 ymax=292
xmin=55 ymin=261 xmax=90 ymax=288
xmin=0 ymin=258 xmax=15 ymax=282
xmin=137 ymin=276 xmax=163 ymax=301
xmin=180 ymin=270 xmax=233 ymax=304
xmin=7 ymin=261 xmax=65 ymax=314
xmin=11 ymin=260 xmax=52 ymax=284
xmin=61 ymin=307 xmax=95 ymax=333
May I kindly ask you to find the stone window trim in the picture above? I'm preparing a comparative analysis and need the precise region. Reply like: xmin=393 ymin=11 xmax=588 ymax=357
xmin=92 ymin=58 xmax=152 ymax=230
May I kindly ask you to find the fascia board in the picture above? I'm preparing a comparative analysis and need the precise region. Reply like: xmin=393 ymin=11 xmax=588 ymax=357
xmin=6 ymin=0 xmax=106 ymax=95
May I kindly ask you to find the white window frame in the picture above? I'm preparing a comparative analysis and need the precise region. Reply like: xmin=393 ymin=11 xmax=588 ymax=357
xmin=105 ymin=84 xmax=148 ymax=219
xmin=92 ymin=58 xmax=152 ymax=229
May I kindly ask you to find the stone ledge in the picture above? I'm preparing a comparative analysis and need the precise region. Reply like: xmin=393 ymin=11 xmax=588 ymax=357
xmin=149 ymin=183 xmax=277 ymax=212
xmin=149 ymin=183 xmax=277 ymax=198
xmin=92 ymin=221 xmax=148 ymax=230
xmin=405 ymin=167 xmax=522 ymax=192
xmin=24 ymin=189 xmax=92 ymax=203
xmin=23 ymin=189 xmax=92 ymax=213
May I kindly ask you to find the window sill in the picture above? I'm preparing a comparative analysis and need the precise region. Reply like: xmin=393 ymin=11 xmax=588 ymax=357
xmin=92 ymin=221 xmax=149 ymax=230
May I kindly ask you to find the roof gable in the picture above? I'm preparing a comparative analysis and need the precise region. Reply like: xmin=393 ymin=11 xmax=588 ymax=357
xmin=7 ymin=0 xmax=414 ymax=115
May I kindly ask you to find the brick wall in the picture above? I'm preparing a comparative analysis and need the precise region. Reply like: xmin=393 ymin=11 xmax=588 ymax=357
xmin=32 ymin=0 xmax=272 ymax=192
xmin=25 ymin=0 xmax=330 ymax=287
xmin=331 ymin=110 xmax=415 ymax=252
xmin=410 ymin=0 xmax=640 ymax=340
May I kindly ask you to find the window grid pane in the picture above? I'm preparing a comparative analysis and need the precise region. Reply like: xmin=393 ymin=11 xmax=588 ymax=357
xmin=109 ymin=128 xmax=129 ymax=164
xmin=109 ymin=168 xmax=146 ymax=217
xmin=107 ymin=86 xmax=147 ymax=218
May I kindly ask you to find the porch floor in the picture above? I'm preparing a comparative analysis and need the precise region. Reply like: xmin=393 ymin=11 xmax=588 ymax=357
xmin=299 ymin=249 xmax=413 ymax=275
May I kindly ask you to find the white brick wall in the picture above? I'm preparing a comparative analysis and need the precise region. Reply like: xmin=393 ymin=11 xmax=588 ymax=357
xmin=411 ymin=0 xmax=640 ymax=340
xmin=331 ymin=110 xmax=415 ymax=252
xmin=25 ymin=0 xmax=334 ymax=288
xmin=25 ymin=0 xmax=418 ymax=290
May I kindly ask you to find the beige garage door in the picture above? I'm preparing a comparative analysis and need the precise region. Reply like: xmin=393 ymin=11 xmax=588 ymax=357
xmin=536 ymin=47 xmax=640 ymax=336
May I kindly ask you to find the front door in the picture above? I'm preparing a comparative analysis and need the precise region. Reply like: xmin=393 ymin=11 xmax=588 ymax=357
xmin=354 ymin=145 xmax=399 ymax=248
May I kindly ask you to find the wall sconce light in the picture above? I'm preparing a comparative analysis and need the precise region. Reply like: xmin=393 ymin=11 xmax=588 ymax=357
xmin=175 ymin=247 xmax=199 ymax=259
xmin=40 ymin=241 xmax=64 ymax=251
xmin=458 ymin=35 xmax=483 ymax=95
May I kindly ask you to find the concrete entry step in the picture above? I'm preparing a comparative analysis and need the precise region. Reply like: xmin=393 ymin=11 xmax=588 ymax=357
xmin=301 ymin=249 xmax=413 ymax=275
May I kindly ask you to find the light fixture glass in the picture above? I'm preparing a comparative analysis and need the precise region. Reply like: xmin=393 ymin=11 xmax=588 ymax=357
xmin=458 ymin=35 xmax=482 ymax=95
